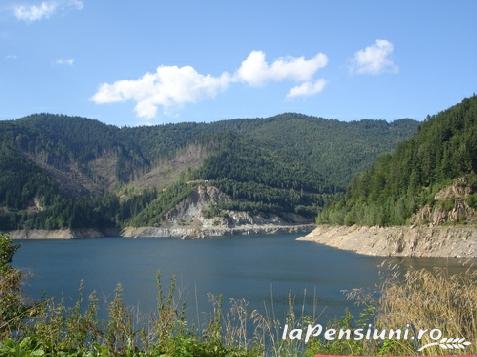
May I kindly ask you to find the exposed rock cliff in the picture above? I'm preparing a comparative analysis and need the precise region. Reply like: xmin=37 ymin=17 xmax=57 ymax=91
xmin=412 ymin=177 xmax=476 ymax=226
xmin=123 ymin=183 xmax=314 ymax=238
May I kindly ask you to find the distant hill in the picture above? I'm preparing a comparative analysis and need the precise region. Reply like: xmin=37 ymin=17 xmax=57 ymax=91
xmin=318 ymin=95 xmax=477 ymax=226
xmin=0 ymin=113 xmax=418 ymax=230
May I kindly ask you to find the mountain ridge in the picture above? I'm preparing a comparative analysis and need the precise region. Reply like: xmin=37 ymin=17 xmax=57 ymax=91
xmin=0 ymin=112 xmax=419 ymax=231
xmin=318 ymin=95 xmax=477 ymax=226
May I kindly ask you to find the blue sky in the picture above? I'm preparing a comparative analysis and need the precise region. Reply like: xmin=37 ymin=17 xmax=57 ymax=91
xmin=0 ymin=0 xmax=476 ymax=126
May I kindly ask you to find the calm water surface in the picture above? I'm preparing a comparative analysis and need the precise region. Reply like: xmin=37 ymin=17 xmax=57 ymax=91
xmin=12 ymin=234 xmax=473 ymax=322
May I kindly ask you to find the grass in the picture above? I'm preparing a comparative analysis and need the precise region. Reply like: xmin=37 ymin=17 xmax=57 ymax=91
xmin=1 ymin=233 xmax=476 ymax=356
xmin=376 ymin=265 xmax=477 ymax=356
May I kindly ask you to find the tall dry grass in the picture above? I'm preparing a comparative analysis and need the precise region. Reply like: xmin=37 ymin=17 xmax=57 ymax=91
xmin=376 ymin=266 xmax=477 ymax=355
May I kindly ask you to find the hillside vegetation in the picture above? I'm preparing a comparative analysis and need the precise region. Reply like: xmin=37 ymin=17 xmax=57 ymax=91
xmin=318 ymin=95 xmax=477 ymax=226
xmin=0 ymin=113 xmax=418 ymax=230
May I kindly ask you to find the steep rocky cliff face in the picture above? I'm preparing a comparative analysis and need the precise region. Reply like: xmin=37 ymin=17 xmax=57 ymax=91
xmin=163 ymin=184 xmax=309 ymax=227
xmin=163 ymin=184 xmax=228 ymax=226
xmin=164 ymin=184 xmax=302 ymax=224
xmin=412 ymin=177 xmax=477 ymax=225
xmin=131 ymin=184 xmax=314 ymax=238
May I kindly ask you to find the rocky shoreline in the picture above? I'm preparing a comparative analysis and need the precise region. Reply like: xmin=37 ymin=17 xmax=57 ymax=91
xmin=6 ymin=228 xmax=121 ymax=239
xmin=6 ymin=223 xmax=315 ymax=240
xmin=122 ymin=223 xmax=314 ymax=239
xmin=297 ymin=224 xmax=477 ymax=258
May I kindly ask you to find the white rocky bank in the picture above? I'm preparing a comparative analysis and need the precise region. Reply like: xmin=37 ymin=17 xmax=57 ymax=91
xmin=297 ymin=224 xmax=477 ymax=258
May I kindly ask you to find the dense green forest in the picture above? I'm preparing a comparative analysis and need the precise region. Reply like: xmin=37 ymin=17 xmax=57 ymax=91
xmin=318 ymin=95 xmax=477 ymax=226
xmin=194 ymin=117 xmax=417 ymax=219
xmin=0 ymin=112 xmax=418 ymax=230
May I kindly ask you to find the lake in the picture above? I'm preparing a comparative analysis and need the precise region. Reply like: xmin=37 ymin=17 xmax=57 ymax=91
xmin=12 ymin=233 xmax=473 ymax=324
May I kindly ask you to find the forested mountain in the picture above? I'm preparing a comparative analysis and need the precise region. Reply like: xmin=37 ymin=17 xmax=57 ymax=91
xmin=0 ymin=112 xmax=418 ymax=230
xmin=318 ymin=95 xmax=477 ymax=226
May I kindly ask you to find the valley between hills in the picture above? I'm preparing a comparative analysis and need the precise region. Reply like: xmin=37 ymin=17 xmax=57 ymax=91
xmin=0 ymin=112 xmax=417 ymax=238
xmin=2 ymin=96 xmax=477 ymax=257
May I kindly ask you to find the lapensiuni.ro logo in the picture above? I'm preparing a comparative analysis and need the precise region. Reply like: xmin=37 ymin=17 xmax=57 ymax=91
xmin=282 ymin=324 xmax=472 ymax=352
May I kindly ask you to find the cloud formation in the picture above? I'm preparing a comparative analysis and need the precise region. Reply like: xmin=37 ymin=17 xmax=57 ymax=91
xmin=235 ymin=50 xmax=328 ymax=86
xmin=287 ymin=79 xmax=327 ymax=99
xmin=92 ymin=50 xmax=328 ymax=120
xmin=12 ymin=0 xmax=83 ymax=22
xmin=56 ymin=58 xmax=74 ymax=65
xmin=350 ymin=39 xmax=397 ymax=75
xmin=14 ymin=1 xmax=57 ymax=22
xmin=92 ymin=66 xmax=231 ymax=119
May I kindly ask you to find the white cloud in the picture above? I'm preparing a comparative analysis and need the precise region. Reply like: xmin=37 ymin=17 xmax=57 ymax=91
xmin=235 ymin=50 xmax=328 ymax=86
xmin=5 ymin=54 xmax=18 ymax=60
xmin=92 ymin=65 xmax=231 ymax=120
xmin=92 ymin=50 xmax=329 ymax=120
xmin=56 ymin=58 xmax=74 ymax=65
xmin=14 ymin=1 xmax=57 ymax=22
xmin=350 ymin=39 xmax=398 ymax=75
xmin=12 ymin=0 xmax=83 ymax=22
xmin=287 ymin=79 xmax=327 ymax=99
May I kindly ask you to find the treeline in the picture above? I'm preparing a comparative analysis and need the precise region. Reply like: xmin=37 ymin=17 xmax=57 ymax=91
xmin=0 ymin=192 xmax=158 ymax=231
xmin=193 ymin=118 xmax=418 ymax=219
xmin=0 ymin=112 xmax=418 ymax=229
xmin=197 ymin=139 xmax=331 ymax=193
xmin=318 ymin=95 xmax=477 ymax=226
xmin=0 ymin=114 xmax=148 ymax=182
xmin=211 ymin=179 xmax=329 ymax=218
xmin=0 ymin=144 xmax=58 ymax=210
xmin=127 ymin=181 xmax=194 ymax=227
